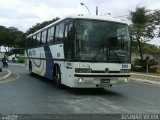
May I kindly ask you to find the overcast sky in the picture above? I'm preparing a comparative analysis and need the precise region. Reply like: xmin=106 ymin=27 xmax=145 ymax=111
xmin=0 ymin=0 xmax=160 ymax=45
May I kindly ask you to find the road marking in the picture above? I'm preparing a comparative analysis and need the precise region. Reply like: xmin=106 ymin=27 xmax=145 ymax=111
xmin=0 ymin=73 xmax=20 ymax=84
xmin=9 ymin=63 xmax=25 ymax=66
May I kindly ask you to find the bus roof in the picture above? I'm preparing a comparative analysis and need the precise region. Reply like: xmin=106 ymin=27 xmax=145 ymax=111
xmin=28 ymin=14 xmax=128 ymax=37
xmin=66 ymin=14 xmax=127 ymax=24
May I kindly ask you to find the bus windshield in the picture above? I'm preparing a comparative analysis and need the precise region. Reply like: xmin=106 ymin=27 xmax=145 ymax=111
xmin=75 ymin=20 xmax=131 ymax=63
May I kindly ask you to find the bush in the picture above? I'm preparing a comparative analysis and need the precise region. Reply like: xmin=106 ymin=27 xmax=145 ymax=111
xmin=132 ymin=56 xmax=158 ymax=72
xmin=156 ymin=68 xmax=160 ymax=74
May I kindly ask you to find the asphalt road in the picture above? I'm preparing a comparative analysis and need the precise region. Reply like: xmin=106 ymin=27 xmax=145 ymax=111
xmin=0 ymin=64 xmax=160 ymax=117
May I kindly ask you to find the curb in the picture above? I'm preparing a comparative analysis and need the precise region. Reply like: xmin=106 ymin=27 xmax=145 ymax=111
xmin=131 ymin=73 xmax=160 ymax=79
xmin=130 ymin=73 xmax=160 ymax=86
xmin=130 ymin=77 xmax=160 ymax=86
xmin=0 ymin=69 xmax=11 ymax=80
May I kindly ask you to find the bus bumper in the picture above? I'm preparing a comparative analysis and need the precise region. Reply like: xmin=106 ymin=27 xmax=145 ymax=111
xmin=71 ymin=74 xmax=130 ymax=88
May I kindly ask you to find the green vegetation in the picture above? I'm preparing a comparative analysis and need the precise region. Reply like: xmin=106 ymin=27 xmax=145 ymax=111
xmin=133 ymin=56 xmax=158 ymax=72
xmin=26 ymin=17 xmax=59 ymax=35
xmin=129 ymin=7 xmax=160 ymax=72
xmin=0 ymin=17 xmax=59 ymax=52
xmin=0 ymin=26 xmax=26 ymax=51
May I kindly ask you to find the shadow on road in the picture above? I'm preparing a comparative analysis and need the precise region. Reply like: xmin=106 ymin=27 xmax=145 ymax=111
xmin=29 ymin=73 xmax=126 ymax=98
xmin=66 ymin=88 xmax=124 ymax=96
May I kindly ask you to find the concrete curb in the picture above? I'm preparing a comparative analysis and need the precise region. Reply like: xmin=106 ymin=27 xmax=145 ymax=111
xmin=130 ymin=77 xmax=160 ymax=86
xmin=0 ymin=69 xmax=11 ymax=80
xmin=130 ymin=73 xmax=160 ymax=86
xmin=131 ymin=73 xmax=160 ymax=79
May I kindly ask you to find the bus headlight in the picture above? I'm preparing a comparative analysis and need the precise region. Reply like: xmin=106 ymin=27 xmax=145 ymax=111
xmin=75 ymin=68 xmax=92 ymax=73
xmin=78 ymin=78 xmax=84 ymax=83
xmin=120 ymin=69 xmax=130 ymax=73
xmin=124 ymin=78 xmax=129 ymax=82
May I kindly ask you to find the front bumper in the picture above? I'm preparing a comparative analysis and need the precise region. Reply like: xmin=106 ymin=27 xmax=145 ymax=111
xmin=72 ymin=73 xmax=130 ymax=88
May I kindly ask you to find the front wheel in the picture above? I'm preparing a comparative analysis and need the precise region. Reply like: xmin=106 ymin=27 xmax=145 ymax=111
xmin=29 ymin=62 xmax=34 ymax=76
xmin=54 ymin=66 xmax=63 ymax=88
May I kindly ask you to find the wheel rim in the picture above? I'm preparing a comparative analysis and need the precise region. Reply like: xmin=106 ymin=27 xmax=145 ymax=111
xmin=55 ymin=72 xmax=60 ymax=81
xmin=54 ymin=66 xmax=62 ymax=87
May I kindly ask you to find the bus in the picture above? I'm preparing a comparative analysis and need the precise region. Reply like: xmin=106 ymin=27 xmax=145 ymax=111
xmin=25 ymin=14 xmax=131 ymax=88
xmin=8 ymin=48 xmax=25 ymax=62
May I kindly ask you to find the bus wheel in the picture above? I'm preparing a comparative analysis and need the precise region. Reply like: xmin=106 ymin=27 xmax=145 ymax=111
xmin=54 ymin=66 xmax=62 ymax=88
xmin=29 ymin=61 xmax=33 ymax=75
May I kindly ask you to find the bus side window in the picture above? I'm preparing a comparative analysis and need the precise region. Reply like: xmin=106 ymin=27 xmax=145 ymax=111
xmin=55 ymin=22 xmax=64 ymax=42
xmin=35 ymin=34 xmax=40 ymax=47
xmin=33 ymin=35 xmax=37 ymax=48
xmin=41 ymin=30 xmax=47 ymax=44
xmin=47 ymin=26 xmax=54 ymax=43
xmin=26 ymin=37 xmax=31 ymax=48
xmin=55 ymin=25 xmax=60 ymax=42
xmin=37 ymin=33 xmax=41 ymax=46
xmin=58 ymin=22 xmax=64 ymax=41
xmin=64 ymin=22 xmax=73 ymax=59
xmin=30 ymin=37 xmax=34 ymax=48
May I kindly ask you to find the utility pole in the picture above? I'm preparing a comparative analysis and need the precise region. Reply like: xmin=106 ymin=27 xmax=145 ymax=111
xmin=96 ymin=6 xmax=98 ymax=15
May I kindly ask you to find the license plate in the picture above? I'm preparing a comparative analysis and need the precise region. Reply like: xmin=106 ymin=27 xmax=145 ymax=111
xmin=100 ymin=79 xmax=110 ymax=84
xmin=98 ymin=84 xmax=111 ymax=87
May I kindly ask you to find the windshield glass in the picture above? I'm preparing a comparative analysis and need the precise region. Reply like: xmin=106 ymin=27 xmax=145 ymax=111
xmin=75 ymin=19 xmax=131 ymax=63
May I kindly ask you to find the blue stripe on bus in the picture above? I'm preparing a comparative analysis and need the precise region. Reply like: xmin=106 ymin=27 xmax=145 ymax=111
xmin=44 ymin=46 xmax=54 ymax=80
xmin=32 ymin=53 xmax=42 ymax=68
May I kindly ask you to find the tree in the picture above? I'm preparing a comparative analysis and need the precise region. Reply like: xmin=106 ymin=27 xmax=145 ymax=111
xmin=0 ymin=26 xmax=26 ymax=51
xmin=151 ymin=10 xmax=160 ymax=37
xmin=129 ymin=7 xmax=157 ymax=70
xmin=14 ymin=33 xmax=27 ymax=48
xmin=0 ymin=26 xmax=10 ymax=51
xmin=129 ymin=7 xmax=156 ymax=60
xmin=142 ymin=43 xmax=158 ymax=53
xmin=26 ymin=17 xmax=60 ymax=35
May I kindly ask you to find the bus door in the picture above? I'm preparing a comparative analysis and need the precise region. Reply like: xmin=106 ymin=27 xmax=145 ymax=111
xmin=64 ymin=20 xmax=74 ymax=83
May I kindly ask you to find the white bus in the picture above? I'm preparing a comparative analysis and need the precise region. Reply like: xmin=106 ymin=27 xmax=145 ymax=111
xmin=25 ymin=14 xmax=131 ymax=88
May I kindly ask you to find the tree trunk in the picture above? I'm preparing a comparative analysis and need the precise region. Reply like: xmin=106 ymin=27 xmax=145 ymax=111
xmin=137 ymin=38 xmax=143 ymax=61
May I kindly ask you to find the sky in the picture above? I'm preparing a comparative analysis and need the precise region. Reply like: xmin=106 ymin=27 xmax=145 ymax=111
xmin=0 ymin=0 xmax=160 ymax=46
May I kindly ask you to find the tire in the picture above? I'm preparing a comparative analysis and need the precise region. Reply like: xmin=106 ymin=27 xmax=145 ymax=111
xmin=29 ymin=61 xmax=33 ymax=75
xmin=54 ymin=66 xmax=63 ymax=88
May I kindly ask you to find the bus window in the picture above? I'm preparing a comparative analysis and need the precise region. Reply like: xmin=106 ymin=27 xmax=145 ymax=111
xmin=37 ymin=33 xmax=41 ymax=45
xmin=55 ymin=25 xmax=59 ymax=42
xmin=30 ymin=37 xmax=34 ymax=48
xmin=55 ymin=22 xmax=64 ymax=42
xmin=47 ymin=27 xmax=55 ymax=43
xmin=41 ymin=30 xmax=47 ymax=44
xmin=33 ymin=35 xmax=37 ymax=47
xmin=26 ymin=37 xmax=31 ymax=48
xmin=58 ymin=22 xmax=64 ymax=41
